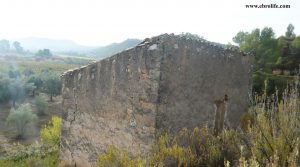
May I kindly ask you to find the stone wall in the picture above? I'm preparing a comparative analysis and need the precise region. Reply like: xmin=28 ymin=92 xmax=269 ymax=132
xmin=60 ymin=34 xmax=252 ymax=166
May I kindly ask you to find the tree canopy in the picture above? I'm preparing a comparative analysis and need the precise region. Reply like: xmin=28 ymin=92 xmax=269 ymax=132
xmin=6 ymin=103 xmax=37 ymax=138
xmin=0 ymin=39 xmax=10 ymax=52
xmin=36 ymin=49 xmax=53 ymax=58
xmin=43 ymin=74 xmax=62 ymax=101
xmin=233 ymin=24 xmax=300 ymax=95
xmin=13 ymin=41 xmax=24 ymax=53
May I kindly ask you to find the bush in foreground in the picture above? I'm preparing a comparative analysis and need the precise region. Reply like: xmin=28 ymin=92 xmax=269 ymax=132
xmin=98 ymin=81 xmax=300 ymax=167
xmin=238 ymin=82 xmax=300 ymax=166
xmin=40 ymin=116 xmax=62 ymax=146
xmin=0 ymin=116 xmax=61 ymax=167
xmin=98 ymin=146 xmax=146 ymax=167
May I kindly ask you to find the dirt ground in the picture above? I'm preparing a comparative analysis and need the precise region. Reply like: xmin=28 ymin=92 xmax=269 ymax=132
xmin=0 ymin=94 xmax=62 ymax=147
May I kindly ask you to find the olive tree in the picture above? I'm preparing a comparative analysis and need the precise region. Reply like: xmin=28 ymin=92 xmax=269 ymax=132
xmin=6 ymin=104 xmax=37 ymax=138
xmin=43 ymin=74 xmax=62 ymax=101
xmin=8 ymin=79 xmax=26 ymax=108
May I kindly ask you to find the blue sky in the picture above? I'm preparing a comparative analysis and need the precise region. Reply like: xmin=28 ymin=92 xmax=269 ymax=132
xmin=0 ymin=0 xmax=299 ymax=46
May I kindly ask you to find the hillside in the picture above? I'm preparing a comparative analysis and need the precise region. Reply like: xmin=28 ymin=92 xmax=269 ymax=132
xmin=8 ymin=38 xmax=141 ymax=59
xmin=90 ymin=39 xmax=142 ymax=59
xmin=14 ymin=37 xmax=95 ymax=52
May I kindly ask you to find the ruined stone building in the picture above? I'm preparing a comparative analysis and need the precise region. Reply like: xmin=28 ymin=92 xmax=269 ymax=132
xmin=60 ymin=34 xmax=252 ymax=166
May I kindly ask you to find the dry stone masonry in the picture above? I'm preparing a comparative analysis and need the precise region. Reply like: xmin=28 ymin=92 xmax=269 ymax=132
xmin=60 ymin=33 xmax=252 ymax=166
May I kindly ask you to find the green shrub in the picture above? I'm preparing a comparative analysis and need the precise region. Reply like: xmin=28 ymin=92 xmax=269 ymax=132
xmin=0 ymin=116 xmax=62 ymax=167
xmin=6 ymin=104 xmax=37 ymax=138
xmin=0 ymin=150 xmax=59 ymax=167
xmin=35 ymin=96 xmax=47 ymax=115
xmin=240 ymin=82 xmax=300 ymax=166
xmin=98 ymin=127 xmax=241 ymax=167
xmin=40 ymin=116 xmax=62 ymax=146
xmin=98 ymin=146 xmax=146 ymax=167
xmin=150 ymin=133 xmax=198 ymax=166
xmin=150 ymin=127 xmax=241 ymax=167
xmin=98 ymin=81 xmax=300 ymax=167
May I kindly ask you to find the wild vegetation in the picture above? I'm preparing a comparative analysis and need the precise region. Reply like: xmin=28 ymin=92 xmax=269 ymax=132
xmin=6 ymin=104 xmax=38 ymax=139
xmin=0 ymin=24 xmax=300 ymax=166
xmin=97 ymin=24 xmax=300 ymax=167
xmin=97 ymin=79 xmax=300 ymax=166
xmin=233 ymin=24 xmax=300 ymax=96
xmin=35 ymin=96 xmax=47 ymax=116
xmin=0 ymin=41 xmax=92 ymax=166
xmin=2 ymin=81 xmax=298 ymax=167
xmin=0 ymin=116 xmax=61 ymax=167
xmin=0 ymin=68 xmax=62 ymax=106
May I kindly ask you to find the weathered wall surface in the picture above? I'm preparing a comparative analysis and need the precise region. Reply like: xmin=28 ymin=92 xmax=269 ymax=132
xmin=60 ymin=34 xmax=252 ymax=166
xmin=156 ymin=37 xmax=251 ymax=133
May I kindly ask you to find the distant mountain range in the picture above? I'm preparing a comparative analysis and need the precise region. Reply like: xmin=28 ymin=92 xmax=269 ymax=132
xmin=15 ymin=37 xmax=95 ymax=52
xmin=11 ymin=37 xmax=142 ymax=59
xmin=90 ymin=39 xmax=141 ymax=59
